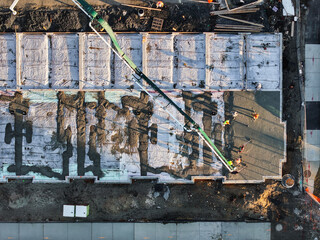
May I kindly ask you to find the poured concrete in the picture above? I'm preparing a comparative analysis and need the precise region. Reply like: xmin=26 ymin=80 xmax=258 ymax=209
xmin=224 ymin=91 xmax=286 ymax=183
xmin=0 ymin=89 xmax=285 ymax=183
xmin=0 ymin=222 xmax=271 ymax=240
xmin=0 ymin=32 xmax=284 ymax=183
xmin=0 ymin=32 xmax=282 ymax=91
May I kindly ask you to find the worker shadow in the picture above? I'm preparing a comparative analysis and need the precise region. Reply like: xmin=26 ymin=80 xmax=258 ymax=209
xmin=231 ymin=124 xmax=284 ymax=155
xmin=232 ymin=105 xmax=282 ymax=130
xmin=247 ymin=136 xmax=284 ymax=155
xmin=226 ymin=157 xmax=281 ymax=181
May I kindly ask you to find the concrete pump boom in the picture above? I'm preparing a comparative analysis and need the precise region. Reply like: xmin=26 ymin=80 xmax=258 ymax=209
xmin=70 ymin=0 xmax=235 ymax=172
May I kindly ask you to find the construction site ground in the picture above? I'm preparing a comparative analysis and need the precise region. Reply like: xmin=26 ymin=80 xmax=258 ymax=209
xmin=0 ymin=1 xmax=319 ymax=240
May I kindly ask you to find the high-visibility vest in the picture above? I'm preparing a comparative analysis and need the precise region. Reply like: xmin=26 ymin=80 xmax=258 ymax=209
xmin=157 ymin=1 xmax=164 ymax=8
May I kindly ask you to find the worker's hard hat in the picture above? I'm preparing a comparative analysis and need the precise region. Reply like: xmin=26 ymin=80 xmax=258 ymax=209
xmin=157 ymin=1 xmax=164 ymax=8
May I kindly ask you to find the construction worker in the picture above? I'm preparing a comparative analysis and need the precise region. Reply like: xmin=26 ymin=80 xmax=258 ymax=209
xmin=228 ymin=160 xmax=234 ymax=167
xmin=232 ymin=111 xmax=238 ymax=119
xmin=223 ymin=120 xmax=230 ymax=126
xmin=252 ymin=113 xmax=259 ymax=120
xmin=156 ymin=1 xmax=164 ymax=8
xmin=238 ymin=145 xmax=245 ymax=153
xmin=235 ymin=157 xmax=242 ymax=165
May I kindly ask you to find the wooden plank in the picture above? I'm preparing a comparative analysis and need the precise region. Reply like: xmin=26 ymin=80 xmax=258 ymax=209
xmin=215 ymin=24 xmax=262 ymax=28
xmin=218 ymin=15 xmax=264 ymax=28
xmin=121 ymin=3 xmax=161 ymax=11
xmin=214 ymin=28 xmax=261 ymax=32
xmin=225 ymin=0 xmax=263 ymax=11
xmin=210 ymin=8 xmax=259 ymax=15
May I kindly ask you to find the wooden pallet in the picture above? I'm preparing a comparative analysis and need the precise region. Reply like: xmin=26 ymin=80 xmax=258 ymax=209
xmin=151 ymin=18 xmax=164 ymax=31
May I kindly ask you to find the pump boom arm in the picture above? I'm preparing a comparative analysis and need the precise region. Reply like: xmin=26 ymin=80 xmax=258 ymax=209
xmin=71 ymin=0 xmax=235 ymax=172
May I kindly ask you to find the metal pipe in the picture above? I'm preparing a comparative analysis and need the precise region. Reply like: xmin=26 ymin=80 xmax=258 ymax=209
xmin=10 ymin=0 xmax=20 ymax=15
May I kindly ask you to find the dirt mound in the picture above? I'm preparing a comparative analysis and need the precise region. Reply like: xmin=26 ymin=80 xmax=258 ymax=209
xmin=246 ymin=183 xmax=282 ymax=216
xmin=0 ymin=3 xmax=214 ymax=32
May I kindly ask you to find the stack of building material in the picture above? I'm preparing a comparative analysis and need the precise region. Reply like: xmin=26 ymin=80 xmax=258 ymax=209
xmin=214 ymin=15 xmax=264 ymax=32
xmin=210 ymin=0 xmax=263 ymax=15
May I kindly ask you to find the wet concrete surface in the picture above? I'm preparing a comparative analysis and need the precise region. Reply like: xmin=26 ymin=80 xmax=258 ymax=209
xmin=224 ymin=91 xmax=285 ymax=182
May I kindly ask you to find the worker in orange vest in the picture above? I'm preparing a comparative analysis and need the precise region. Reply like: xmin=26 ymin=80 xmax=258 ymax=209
xmin=223 ymin=120 xmax=230 ymax=126
xmin=235 ymin=157 xmax=242 ymax=165
xmin=252 ymin=113 xmax=259 ymax=120
xmin=157 ymin=1 xmax=164 ymax=8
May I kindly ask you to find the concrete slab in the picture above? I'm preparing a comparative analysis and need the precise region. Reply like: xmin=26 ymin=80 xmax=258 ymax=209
xmin=0 ymin=222 xmax=272 ymax=240
xmin=0 ymin=32 xmax=284 ymax=183
xmin=67 ymin=223 xmax=91 ymax=240
xmin=225 ymin=91 xmax=285 ymax=182
xmin=19 ymin=223 xmax=44 ymax=240
xmin=221 ymin=222 xmax=271 ymax=240
xmin=135 ymin=223 xmax=156 ymax=240
xmin=155 ymin=223 xmax=177 ymax=240
xmin=0 ymin=223 xmax=19 ymax=240
xmin=305 ymin=44 xmax=320 ymax=102
xmin=305 ymin=87 xmax=320 ymax=101
xmin=305 ymin=143 xmax=320 ymax=162
xmin=0 ymin=34 xmax=16 ymax=89
xmin=305 ymin=72 xmax=320 ymax=88
xmin=199 ymin=222 xmax=222 ymax=240
xmin=177 ymin=223 xmax=200 ymax=240
xmin=114 ymin=33 xmax=142 ymax=89
xmin=175 ymin=34 xmax=205 ymax=88
xmin=92 ymin=223 xmax=113 ymax=240
xmin=83 ymin=34 xmax=111 ymax=89
xmin=207 ymin=34 xmax=243 ymax=89
xmin=305 ymin=58 xmax=320 ymax=73
xmin=0 ymin=89 xmax=285 ymax=183
xmin=44 ymin=223 xmax=68 ymax=240
xmin=306 ymin=130 xmax=320 ymax=145
xmin=145 ymin=34 xmax=174 ymax=89
xmin=305 ymin=44 xmax=320 ymax=59
xmin=19 ymin=34 xmax=49 ymax=89
xmin=113 ymin=223 xmax=134 ymax=240
xmin=0 ymin=33 xmax=282 ymax=91
xmin=246 ymin=34 xmax=282 ymax=90
xmin=49 ymin=34 xmax=79 ymax=89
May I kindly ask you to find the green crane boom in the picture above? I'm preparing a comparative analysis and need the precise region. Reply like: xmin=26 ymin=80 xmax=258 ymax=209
xmin=72 ymin=0 xmax=235 ymax=172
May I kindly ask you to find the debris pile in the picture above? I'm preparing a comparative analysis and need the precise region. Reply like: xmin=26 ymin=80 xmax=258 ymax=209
xmin=210 ymin=0 xmax=266 ymax=32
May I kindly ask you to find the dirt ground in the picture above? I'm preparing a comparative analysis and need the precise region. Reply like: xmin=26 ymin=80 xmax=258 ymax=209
xmin=0 ymin=1 xmax=279 ymax=32
xmin=0 ymin=1 xmax=319 ymax=240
